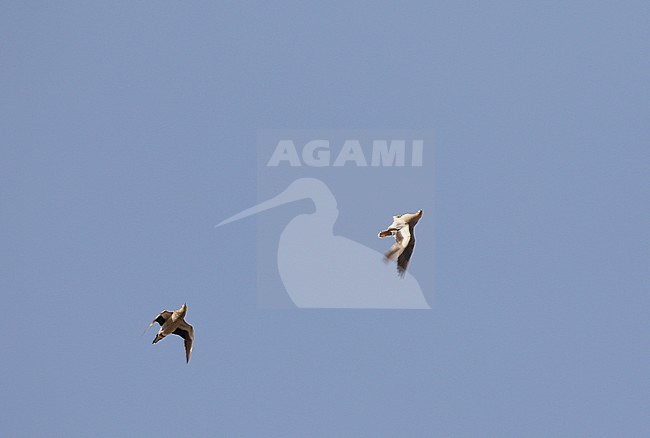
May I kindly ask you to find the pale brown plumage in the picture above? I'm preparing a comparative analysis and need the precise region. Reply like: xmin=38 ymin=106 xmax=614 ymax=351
xmin=378 ymin=210 xmax=423 ymax=276
xmin=145 ymin=303 xmax=194 ymax=363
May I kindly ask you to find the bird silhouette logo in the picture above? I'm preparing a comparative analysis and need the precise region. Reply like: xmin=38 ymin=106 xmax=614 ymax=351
xmin=217 ymin=178 xmax=430 ymax=309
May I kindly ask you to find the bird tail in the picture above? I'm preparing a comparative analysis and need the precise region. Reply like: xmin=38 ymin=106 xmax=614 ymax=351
xmin=152 ymin=333 xmax=165 ymax=344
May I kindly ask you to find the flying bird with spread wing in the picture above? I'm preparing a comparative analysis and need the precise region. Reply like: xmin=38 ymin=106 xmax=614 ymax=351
xmin=144 ymin=303 xmax=194 ymax=363
xmin=378 ymin=209 xmax=423 ymax=276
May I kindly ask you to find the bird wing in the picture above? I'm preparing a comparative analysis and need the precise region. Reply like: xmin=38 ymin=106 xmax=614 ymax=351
xmin=143 ymin=311 xmax=172 ymax=334
xmin=384 ymin=241 xmax=401 ymax=260
xmin=396 ymin=225 xmax=415 ymax=276
xmin=173 ymin=321 xmax=194 ymax=363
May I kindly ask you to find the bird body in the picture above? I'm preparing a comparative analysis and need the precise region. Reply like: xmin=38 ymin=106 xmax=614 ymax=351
xmin=378 ymin=210 xmax=423 ymax=276
xmin=145 ymin=304 xmax=194 ymax=363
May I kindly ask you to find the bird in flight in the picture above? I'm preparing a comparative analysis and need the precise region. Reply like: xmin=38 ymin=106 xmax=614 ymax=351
xmin=145 ymin=303 xmax=194 ymax=363
xmin=378 ymin=210 xmax=423 ymax=276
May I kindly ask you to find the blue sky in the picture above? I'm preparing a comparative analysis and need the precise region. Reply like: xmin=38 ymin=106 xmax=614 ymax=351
xmin=1 ymin=1 xmax=648 ymax=436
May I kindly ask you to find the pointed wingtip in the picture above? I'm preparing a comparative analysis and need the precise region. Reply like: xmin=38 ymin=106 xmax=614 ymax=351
xmin=142 ymin=322 xmax=154 ymax=335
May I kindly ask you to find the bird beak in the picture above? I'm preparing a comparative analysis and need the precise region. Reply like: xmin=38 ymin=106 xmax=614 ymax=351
xmin=216 ymin=185 xmax=304 ymax=227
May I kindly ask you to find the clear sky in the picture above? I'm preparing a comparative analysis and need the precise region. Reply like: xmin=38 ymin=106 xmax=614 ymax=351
xmin=1 ymin=1 xmax=648 ymax=436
